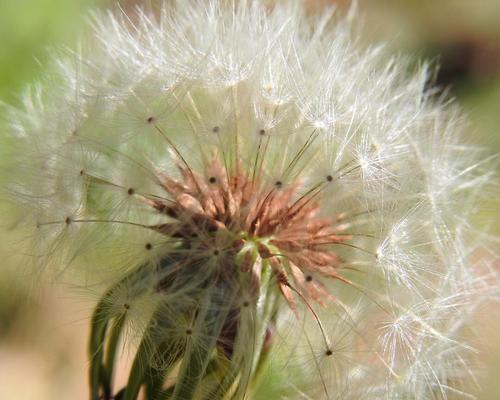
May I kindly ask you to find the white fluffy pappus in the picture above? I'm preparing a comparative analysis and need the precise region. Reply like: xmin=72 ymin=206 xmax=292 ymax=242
xmin=0 ymin=1 xmax=498 ymax=399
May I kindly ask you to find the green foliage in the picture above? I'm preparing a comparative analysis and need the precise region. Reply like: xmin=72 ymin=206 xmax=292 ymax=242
xmin=0 ymin=0 xmax=98 ymax=103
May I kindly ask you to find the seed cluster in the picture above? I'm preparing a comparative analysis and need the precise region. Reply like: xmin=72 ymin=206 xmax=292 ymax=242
xmin=142 ymin=155 xmax=352 ymax=308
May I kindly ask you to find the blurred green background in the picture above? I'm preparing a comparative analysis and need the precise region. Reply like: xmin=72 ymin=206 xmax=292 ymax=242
xmin=0 ymin=1 xmax=498 ymax=399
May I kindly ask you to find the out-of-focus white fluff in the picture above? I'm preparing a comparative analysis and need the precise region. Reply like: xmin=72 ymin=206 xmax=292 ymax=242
xmin=1 ymin=1 xmax=497 ymax=399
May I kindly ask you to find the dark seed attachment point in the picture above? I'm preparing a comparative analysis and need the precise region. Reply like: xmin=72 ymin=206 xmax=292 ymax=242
xmin=258 ymin=128 xmax=266 ymax=136
xmin=275 ymin=181 xmax=282 ymax=188
xmin=185 ymin=329 xmax=193 ymax=335
xmin=65 ymin=217 xmax=72 ymax=225
xmin=243 ymin=301 xmax=250 ymax=307
xmin=212 ymin=126 xmax=220 ymax=133
xmin=326 ymin=175 xmax=333 ymax=182
xmin=147 ymin=116 xmax=155 ymax=123
xmin=145 ymin=243 xmax=153 ymax=250
xmin=213 ymin=249 xmax=220 ymax=256
xmin=128 ymin=188 xmax=135 ymax=195
xmin=209 ymin=176 xmax=217 ymax=184
xmin=123 ymin=303 xmax=130 ymax=310
xmin=305 ymin=275 xmax=313 ymax=282
xmin=325 ymin=349 xmax=333 ymax=356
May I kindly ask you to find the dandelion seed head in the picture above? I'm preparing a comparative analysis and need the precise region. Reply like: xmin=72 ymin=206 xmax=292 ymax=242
xmin=1 ymin=0 xmax=498 ymax=398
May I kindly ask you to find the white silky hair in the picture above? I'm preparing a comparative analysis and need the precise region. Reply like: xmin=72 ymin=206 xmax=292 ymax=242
xmin=0 ymin=1 xmax=498 ymax=399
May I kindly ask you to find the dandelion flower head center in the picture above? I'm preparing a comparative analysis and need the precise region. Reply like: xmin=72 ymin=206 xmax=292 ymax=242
xmin=147 ymin=152 xmax=350 ymax=305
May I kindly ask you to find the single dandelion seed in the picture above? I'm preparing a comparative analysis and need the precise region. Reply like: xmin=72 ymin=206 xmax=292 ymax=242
xmin=0 ymin=1 xmax=497 ymax=400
